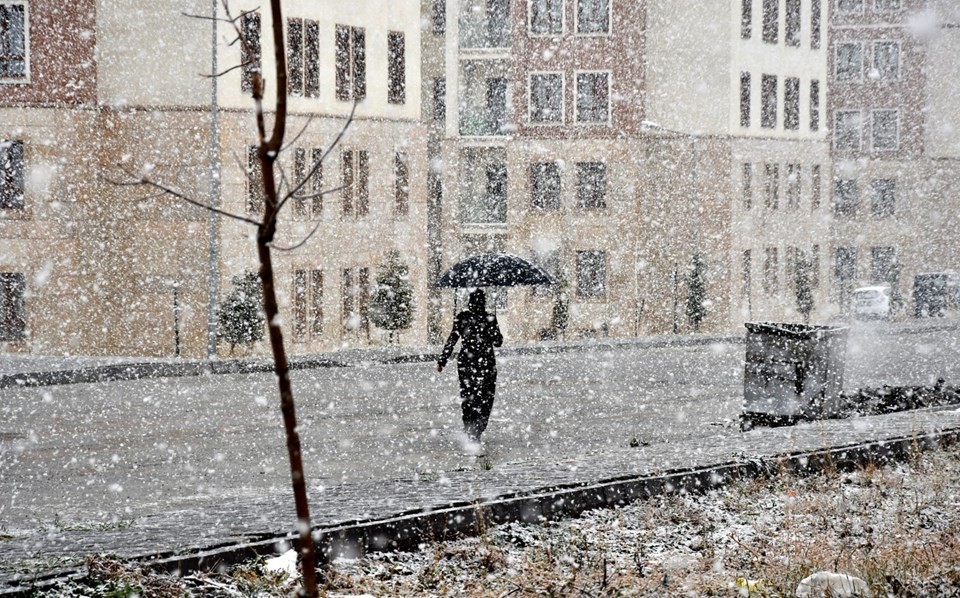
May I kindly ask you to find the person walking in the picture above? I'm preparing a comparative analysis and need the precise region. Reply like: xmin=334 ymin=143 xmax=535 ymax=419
xmin=437 ymin=289 xmax=503 ymax=446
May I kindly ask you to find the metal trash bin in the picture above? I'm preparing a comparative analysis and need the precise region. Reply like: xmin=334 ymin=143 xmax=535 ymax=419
xmin=742 ymin=322 xmax=848 ymax=428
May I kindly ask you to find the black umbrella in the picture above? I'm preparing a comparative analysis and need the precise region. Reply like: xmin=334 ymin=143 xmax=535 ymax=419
xmin=437 ymin=252 xmax=554 ymax=288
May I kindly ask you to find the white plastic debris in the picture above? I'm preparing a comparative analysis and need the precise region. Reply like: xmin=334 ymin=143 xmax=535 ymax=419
xmin=795 ymin=572 xmax=871 ymax=597
xmin=264 ymin=549 xmax=299 ymax=579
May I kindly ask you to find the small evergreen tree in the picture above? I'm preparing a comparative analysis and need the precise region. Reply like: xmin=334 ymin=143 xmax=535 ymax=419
xmin=551 ymin=271 xmax=570 ymax=339
xmin=218 ymin=270 xmax=265 ymax=353
xmin=369 ymin=250 xmax=415 ymax=343
xmin=686 ymin=252 xmax=708 ymax=332
xmin=795 ymin=252 xmax=815 ymax=324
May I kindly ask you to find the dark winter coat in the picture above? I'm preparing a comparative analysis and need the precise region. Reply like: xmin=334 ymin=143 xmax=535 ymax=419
xmin=437 ymin=307 xmax=503 ymax=370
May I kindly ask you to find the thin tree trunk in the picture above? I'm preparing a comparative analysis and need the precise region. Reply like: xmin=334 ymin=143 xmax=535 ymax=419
xmin=253 ymin=0 xmax=318 ymax=595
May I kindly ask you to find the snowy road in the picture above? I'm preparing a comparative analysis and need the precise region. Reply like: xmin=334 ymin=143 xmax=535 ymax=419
xmin=0 ymin=322 xmax=957 ymax=533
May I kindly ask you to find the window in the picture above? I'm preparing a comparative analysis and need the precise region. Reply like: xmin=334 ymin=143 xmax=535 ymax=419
xmin=762 ymin=0 xmax=778 ymax=44
xmin=833 ymin=179 xmax=859 ymax=216
xmin=741 ymin=0 xmax=752 ymax=39
xmin=529 ymin=73 xmax=564 ymax=124
xmin=811 ymin=164 xmax=822 ymax=209
xmin=784 ymin=77 xmax=800 ymax=130
xmin=247 ymin=145 xmax=264 ymax=214
xmin=811 ymin=0 xmax=821 ymax=49
xmin=0 ymin=139 xmax=24 ymax=209
xmin=287 ymin=18 xmax=303 ymax=96
xmin=485 ymin=162 xmax=508 ymax=222
xmin=0 ymin=272 xmax=25 ymax=341
xmin=240 ymin=11 xmax=261 ymax=94
xmin=310 ymin=147 xmax=324 ymax=216
xmin=575 ymin=72 xmax=610 ymax=123
xmin=342 ymin=267 xmax=370 ymax=337
xmin=432 ymin=77 xmax=446 ymax=121
xmin=576 ymin=0 xmax=609 ymax=34
xmin=293 ymin=269 xmax=323 ymax=339
xmin=293 ymin=147 xmax=308 ymax=217
xmin=740 ymin=72 xmax=751 ymax=128
xmin=394 ymin=152 xmax=409 ymax=216
xmin=387 ymin=31 xmax=405 ymax=104
xmin=785 ymin=246 xmax=798 ymax=292
xmin=576 ymin=250 xmax=606 ymax=298
xmin=872 ymin=109 xmax=898 ymax=151
xmin=834 ymin=247 xmax=857 ymax=293
xmin=787 ymin=163 xmax=801 ymax=209
xmin=742 ymin=163 xmax=753 ymax=210
xmin=431 ymin=0 xmax=446 ymax=35
xmin=874 ymin=0 xmax=900 ymax=10
xmin=837 ymin=0 xmax=863 ymax=12
xmin=531 ymin=249 xmax=560 ymax=297
xmin=341 ymin=149 xmax=369 ymax=218
xmin=874 ymin=41 xmax=900 ymax=81
xmin=576 ymin=162 xmax=606 ymax=208
xmin=785 ymin=0 xmax=801 ymax=46
xmin=763 ymin=247 xmax=779 ymax=294
xmin=335 ymin=25 xmax=366 ymax=101
xmin=531 ymin=0 xmax=564 ymax=34
xmin=531 ymin=162 xmax=561 ymax=210
xmin=834 ymin=110 xmax=862 ymax=151
xmin=0 ymin=3 xmax=26 ymax=80
xmin=742 ymin=249 xmax=752 ymax=301
xmin=761 ymin=74 xmax=777 ymax=129
xmin=809 ymin=245 xmax=821 ymax=288
xmin=810 ymin=79 xmax=820 ymax=131
xmin=871 ymin=179 xmax=895 ymax=217
xmin=836 ymin=42 xmax=863 ymax=81
xmin=764 ymin=163 xmax=779 ymax=209
xmin=871 ymin=247 xmax=897 ymax=283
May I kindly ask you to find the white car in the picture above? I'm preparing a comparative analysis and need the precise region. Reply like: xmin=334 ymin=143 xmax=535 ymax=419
xmin=852 ymin=285 xmax=892 ymax=320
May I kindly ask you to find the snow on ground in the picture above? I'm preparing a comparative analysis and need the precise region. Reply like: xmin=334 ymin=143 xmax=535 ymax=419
xmin=37 ymin=443 xmax=960 ymax=596
xmin=322 ymin=444 xmax=960 ymax=597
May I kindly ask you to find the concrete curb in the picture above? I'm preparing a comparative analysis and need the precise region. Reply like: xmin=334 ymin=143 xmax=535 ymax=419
xmin=4 ymin=426 xmax=957 ymax=596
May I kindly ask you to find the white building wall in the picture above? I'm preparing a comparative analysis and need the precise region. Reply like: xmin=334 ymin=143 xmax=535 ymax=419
xmin=219 ymin=0 xmax=422 ymax=121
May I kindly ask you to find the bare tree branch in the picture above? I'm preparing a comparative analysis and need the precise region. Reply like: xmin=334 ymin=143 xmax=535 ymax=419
xmin=268 ymin=219 xmax=324 ymax=252
xmin=201 ymin=61 xmax=251 ymax=79
xmin=272 ymin=101 xmax=357 ymax=221
xmin=281 ymin=114 xmax=316 ymax=153
xmin=103 ymin=171 xmax=260 ymax=227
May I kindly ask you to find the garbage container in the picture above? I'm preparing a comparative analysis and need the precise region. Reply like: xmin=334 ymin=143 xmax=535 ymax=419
xmin=742 ymin=322 xmax=848 ymax=427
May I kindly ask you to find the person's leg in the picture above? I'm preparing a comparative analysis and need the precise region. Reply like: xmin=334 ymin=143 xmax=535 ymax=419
xmin=458 ymin=364 xmax=482 ymax=441
xmin=473 ymin=368 xmax=497 ymax=437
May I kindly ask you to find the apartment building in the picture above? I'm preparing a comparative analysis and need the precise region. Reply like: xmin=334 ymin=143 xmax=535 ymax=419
xmin=434 ymin=0 xmax=838 ymax=340
xmin=0 ymin=0 xmax=429 ymax=357
xmin=827 ymin=0 xmax=960 ymax=314
xmin=645 ymin=0 xmax=833 ymax=326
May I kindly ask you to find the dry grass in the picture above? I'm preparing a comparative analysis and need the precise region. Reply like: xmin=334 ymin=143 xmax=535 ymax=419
xmin=325 ymin=445 xmax=960 ymax=597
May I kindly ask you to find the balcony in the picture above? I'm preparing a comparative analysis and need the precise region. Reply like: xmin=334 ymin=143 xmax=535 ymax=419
xmin=459 ymin=0 xmax=511 ymax=51
xmin=459 ymin=147 xmax=508 ymax=226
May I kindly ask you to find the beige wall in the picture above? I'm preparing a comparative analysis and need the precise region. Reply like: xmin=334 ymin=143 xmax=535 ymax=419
xmin=97 ymin=0 xmax=211 ymax=107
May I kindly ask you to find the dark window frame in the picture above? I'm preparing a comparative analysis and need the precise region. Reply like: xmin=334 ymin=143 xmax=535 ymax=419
xmin=575 ymin=162 xmax=606 ymax=209
xmin=0 ymin=272 xmax=25 ymax=341
xmin=387 ymin=31 xmax=406 ymax=105
xmin=0 ymin=139 xmax=24 ymax=210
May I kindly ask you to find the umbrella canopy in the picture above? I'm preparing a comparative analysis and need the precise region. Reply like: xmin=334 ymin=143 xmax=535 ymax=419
xmin=437 ymin=252 xmax=554 ymax=288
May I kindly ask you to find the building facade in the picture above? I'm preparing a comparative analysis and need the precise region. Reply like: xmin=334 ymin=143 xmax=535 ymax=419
xmin=827 ymin=0 xmax=960 ymax=315
xmin=1 ymin=0 xmax=429 ymax=357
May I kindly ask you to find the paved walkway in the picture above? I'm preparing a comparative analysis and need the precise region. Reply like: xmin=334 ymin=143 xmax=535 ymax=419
xmin=1 ymin=320 xmax=958 ymax=591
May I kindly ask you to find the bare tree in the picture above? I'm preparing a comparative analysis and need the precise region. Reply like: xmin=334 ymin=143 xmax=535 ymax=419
xmin=108 ymin=2 xmax=353 ymax=595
